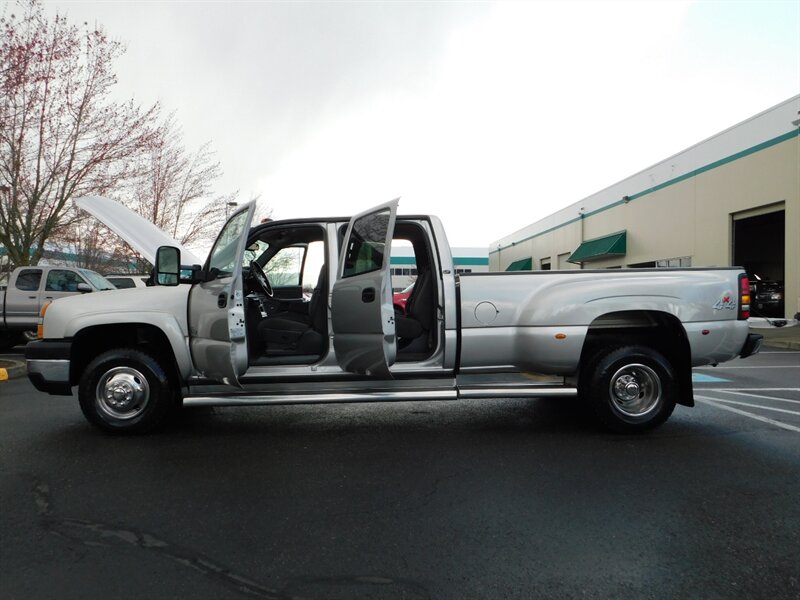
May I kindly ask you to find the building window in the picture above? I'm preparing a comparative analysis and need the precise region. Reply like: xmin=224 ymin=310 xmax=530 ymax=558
xmin=540 ymin=259 xmax=551 ymax=271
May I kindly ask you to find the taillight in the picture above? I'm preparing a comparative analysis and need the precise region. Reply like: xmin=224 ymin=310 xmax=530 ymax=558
xmin=738 ymin=274 xmax=750 ymax=320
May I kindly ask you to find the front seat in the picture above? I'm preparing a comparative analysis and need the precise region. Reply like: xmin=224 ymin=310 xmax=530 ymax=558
xmin=256 ymin=265 xmax=328 ymax=356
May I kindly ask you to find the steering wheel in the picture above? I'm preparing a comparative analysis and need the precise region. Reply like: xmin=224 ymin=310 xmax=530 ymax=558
xmin=249 ymin=261 xmax=274 ymax=297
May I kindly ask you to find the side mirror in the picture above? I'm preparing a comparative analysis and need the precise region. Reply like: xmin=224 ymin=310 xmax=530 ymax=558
xmin=76 ymin=283 xmax=92 ymax=293
xmin=155 ymin=246 xmax=181 ymax=286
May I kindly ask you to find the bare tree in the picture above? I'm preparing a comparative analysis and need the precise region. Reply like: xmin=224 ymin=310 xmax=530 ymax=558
xmin=125 ymin=114 xmax=234 ymax=250
xmin=0 ymin=0 xmax=160 ymax=267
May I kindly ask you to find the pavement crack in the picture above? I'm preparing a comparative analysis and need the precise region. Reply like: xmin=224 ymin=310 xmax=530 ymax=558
xmin=32 ymin=480 xmax=288 ymax=599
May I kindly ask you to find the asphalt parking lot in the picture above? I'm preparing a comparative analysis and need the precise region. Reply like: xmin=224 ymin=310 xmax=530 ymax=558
xmin=1 ymin=345 xmax=798 ymax=599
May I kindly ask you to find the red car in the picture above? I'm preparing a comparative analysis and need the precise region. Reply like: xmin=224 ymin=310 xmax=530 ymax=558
xmin=392 ymin=282 xmax=414 ymax=314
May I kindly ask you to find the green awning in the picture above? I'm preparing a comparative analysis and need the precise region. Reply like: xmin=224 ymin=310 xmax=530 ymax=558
xmin=567 ymin=231 xmax=627 ymax=264
xmin=505 ymin=257 xmax=532 ymax=271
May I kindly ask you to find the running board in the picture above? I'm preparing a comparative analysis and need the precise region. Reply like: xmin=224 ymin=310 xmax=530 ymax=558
xmin=183 ymin=390 xmax=458 ymax=407
xmin=458 ymin=386 xmax=577 ymax=399
xmin=183 ymin=386 xmax=577 ymax=407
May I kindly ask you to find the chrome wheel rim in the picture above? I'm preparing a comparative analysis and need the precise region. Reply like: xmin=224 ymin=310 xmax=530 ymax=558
xmin=95 ymin=367 xmax=150 ymax=420
xmin=608 ymin=363 xmax=662 ymax=418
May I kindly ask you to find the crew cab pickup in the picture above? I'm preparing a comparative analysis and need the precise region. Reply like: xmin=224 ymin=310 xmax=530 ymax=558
xmin=1 ymin=265 xmax=115 ymax=349
xmin=26 ymin=196 xmax=763 ymax=433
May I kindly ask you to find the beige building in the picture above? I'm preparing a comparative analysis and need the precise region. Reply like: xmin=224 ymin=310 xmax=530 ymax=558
xmin=490 ymin=95 xmax=800 ymax=319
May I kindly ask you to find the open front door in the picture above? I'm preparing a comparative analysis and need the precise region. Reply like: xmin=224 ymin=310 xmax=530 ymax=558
xmin=188 ymin=202 xmax=256 ymax=385
xmin=331 ymin=199 xmax=398 ymax=376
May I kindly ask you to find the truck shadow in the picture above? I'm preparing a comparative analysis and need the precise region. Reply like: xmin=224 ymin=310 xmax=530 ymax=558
xmin=171 ymin=396 xmax=599 ymax=437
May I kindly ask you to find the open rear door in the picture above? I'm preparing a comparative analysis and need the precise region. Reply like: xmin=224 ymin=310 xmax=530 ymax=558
xmin=331 ymin=199 xmax=398 ymax=376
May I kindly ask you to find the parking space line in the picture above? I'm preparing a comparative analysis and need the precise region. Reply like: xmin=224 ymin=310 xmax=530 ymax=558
xmin=712 ymin=388 xmax=800 ymax=391
xmin=696 ymin=396 xmax=800 ymax=433
xmin=692 ymin=373 xmax=729 ymax=383
xmin=708 ymin=397 xmax=800 ymax=416
xmin=699 ymin=366 xmax=799 ymax=369
xmin=715 ymin=390 xmax=800 ymax=405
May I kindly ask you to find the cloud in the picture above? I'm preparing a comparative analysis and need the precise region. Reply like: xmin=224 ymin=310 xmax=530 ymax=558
xmin=46 ymin=1 xmax=800 ymax=248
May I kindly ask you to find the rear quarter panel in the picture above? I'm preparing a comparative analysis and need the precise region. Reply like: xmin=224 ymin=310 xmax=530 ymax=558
xmin=458 ymin=269 xmax=747 ymax=373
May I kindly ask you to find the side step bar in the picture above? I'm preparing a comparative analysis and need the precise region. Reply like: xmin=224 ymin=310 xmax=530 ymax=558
xmin=459 ymin=386 xmax=577 ymax=399
xmin=183 ymin=386 xmax=577 ymax=408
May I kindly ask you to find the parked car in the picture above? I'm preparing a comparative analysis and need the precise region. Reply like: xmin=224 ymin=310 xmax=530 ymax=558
xmin=26 ymin=195 xmax=762 ymax=435
xmin=105 ymin=274 xmax=151 ymax=289
xmin=393 ymin=282 xmax=414 ymax=314
xmin=1 ymin=265 xmax=116 ymax=349
xmin=751 ymin=279 xmax=784 ymax=318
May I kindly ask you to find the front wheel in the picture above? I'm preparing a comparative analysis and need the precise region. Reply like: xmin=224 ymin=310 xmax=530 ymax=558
xmin=582 ymin=345 xmax=676 ymax=433
xmin=78 ymin=348 xmax=179 ymax=434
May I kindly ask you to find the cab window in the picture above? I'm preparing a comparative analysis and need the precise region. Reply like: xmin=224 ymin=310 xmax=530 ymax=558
xmin=46 ymin=269 xmax=87 ymax=292
xmin=207 ymin=210 xmax=249 ymax=277
xmin=342 ymin=209 xmax=390 ymax=278
xmin=265 ymin=247 xmax=304 ymax=287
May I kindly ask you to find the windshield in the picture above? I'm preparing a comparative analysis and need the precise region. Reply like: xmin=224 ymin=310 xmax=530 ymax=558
xmin=79 ymin=269 xmax=117 ymax=290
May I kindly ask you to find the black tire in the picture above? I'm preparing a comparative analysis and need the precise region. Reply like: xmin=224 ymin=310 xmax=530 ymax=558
xmin=0 ymin=332 xmax=17 ymax=351
xmin=581 ymin=345 xmax=676 ymax=433
xmin=78 ymin=348 xmax=180 ymax=434
xmin=0 ymin=330 xmax=38 ymax=348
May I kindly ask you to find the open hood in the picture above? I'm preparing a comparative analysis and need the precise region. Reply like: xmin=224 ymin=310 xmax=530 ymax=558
xmin=76 ymin=196 xmax=204 ymax=266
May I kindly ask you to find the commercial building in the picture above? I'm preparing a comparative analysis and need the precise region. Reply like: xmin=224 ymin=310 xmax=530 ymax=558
xmin=391 ymin=246 xmax=488 ymax=291
xmin=490 ymin=96 xmax=800 ymax=319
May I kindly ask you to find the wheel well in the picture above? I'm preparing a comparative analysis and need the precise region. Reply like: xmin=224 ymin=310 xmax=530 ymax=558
xmin=69 ymin=324 xmax=180 ymax=388
xmin=579 ymin=311 xmax=694 ymax=407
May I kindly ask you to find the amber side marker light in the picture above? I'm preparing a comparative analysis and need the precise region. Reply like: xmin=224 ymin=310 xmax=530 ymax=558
xmin=555 ymin=333 xmax=567 ymax=340
xmin=37 ymin=302 xmax=51 ymax=339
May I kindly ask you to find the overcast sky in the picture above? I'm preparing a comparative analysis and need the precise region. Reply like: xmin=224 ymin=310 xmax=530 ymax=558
xmin=38 ymin=0 xmax=800 ymax=248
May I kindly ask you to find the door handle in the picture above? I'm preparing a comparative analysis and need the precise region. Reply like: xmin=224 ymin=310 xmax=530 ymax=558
xmin=29 ymin=296 xmax=37 ymax=299
xmin=217 ymin=293 xmax=227 ymax=308
xmin=362 ymin=288 xmax=376 ymax=303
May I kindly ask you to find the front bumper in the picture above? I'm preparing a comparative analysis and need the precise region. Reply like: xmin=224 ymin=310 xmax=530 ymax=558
xmin=25 ymin=339 xmax=73 ymax=396
xmin=739 ymin=333 xmax=764 ymax=359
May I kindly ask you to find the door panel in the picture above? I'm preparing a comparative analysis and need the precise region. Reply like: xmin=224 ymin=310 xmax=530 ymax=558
xmin=331 ymin=199 xmax=398 ymax=376
xmin=5 ymin=268 xmax=42 ymax=327
xmin=188 ymin=202 xmax=256 ymax=385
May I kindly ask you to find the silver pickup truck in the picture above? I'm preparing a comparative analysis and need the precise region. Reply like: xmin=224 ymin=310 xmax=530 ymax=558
xmin=1 ymin=265 xmax=115 ymax=349
xmin=26 ymin=197 xmax=762 ymax=434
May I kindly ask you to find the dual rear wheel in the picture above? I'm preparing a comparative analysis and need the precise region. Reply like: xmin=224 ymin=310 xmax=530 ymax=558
xmin=582 ymin=345 xmax=677 ymax=433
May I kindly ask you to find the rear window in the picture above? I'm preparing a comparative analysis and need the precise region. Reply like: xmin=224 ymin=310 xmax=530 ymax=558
xmin=15 ymin=269 xmax=42 ymax=291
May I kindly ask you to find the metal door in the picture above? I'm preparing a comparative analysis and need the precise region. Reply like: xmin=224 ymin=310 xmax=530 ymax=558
xmin=331 ymin=199 xmax=398 ymax=376
xmin=187 ymin=202 xmax=256 ymax=385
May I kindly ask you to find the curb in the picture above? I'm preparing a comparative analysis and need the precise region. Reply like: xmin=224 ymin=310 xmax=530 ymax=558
xmin=0 ymin=359 xmax=26 ymax=381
